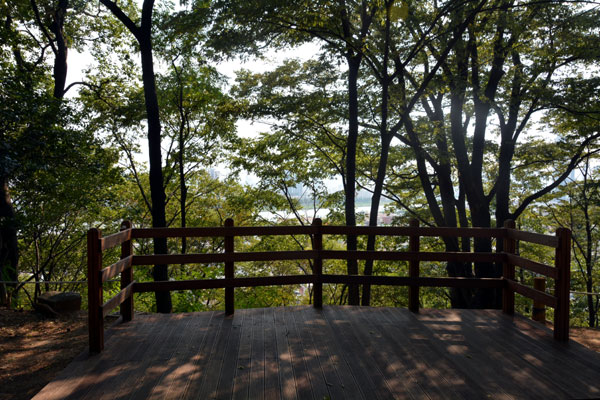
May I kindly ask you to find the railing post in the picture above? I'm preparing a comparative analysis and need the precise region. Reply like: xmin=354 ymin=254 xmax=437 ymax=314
xmin=87 ymin=228 xmax=103 ymax=353
xmin=408 ymin=219 xmax=420 ymax=313
xmin=532 ymin=277 xmax=546 ymax=323
xmin=554 ymin=227 xmax=571 ymax=341
xmin=313 ymin=218 xmax=323 ymax=308
xmin=225 ymin=218 xmax=234 ymax=316
xmin=120 ymin=220 xmax=133 ymax=322
xmin=502 ymin=220 xmax=516 ymax=315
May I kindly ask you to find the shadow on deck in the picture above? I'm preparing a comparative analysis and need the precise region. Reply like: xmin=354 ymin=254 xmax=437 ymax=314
xmin=33 ymin=306 xmax=600 ymax=399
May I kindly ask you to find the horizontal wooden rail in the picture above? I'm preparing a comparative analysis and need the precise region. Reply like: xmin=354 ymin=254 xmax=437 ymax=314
xmin=101 ymin=281 xmax=135 ymax=318
xmin=505 ymin=228 xmax=559 ymax=248
xmin=321 ymin=250 xmax=503 ymax=263
xmin=131 ymin=225 xmax=509 ymax=239
xmin=504 ymin=253 xmax=557 ymax=279
xmin=321 ymin=225 xmax=507 ymax=238
xmin=132 ymin=250 xmax=504 ymax=266
xmin=134 ymin=275 xmax=315 ymax=292
xmin=132 ymin=275 xmax=505 ymax=292
xmin=132 ymin=225 xmax=319 ymax=238
xmin=322 ymin=275 xmax=505 ymax=288
xmin=506 ymin=279 xmax=557 ymax=308
xmin=100 ymin=228 xmax=132 ymax=251
xmin=101 ymin=255 xmax=133 ymax=283
xmin=132 ymin=251 xmax=318 ymax=265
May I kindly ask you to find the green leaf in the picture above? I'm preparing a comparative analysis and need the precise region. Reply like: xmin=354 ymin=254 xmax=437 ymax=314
xmin=389 ymin=2 xmax=408 ymax=22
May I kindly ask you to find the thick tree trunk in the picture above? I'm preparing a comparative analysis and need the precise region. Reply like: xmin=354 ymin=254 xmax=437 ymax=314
xmin=139 ymin=33 xmax=172 ymax=313
xmin=345 ymin=56 xmax=361 ymax=305
xmin=470 ymin=204 xmax=501 ymax=309
xmin=99 ymin=0 xmax=172 ymax=312
xmin=50 ymin=0 xmax=69 ymax=99
xmin=0 ymin=178 xmax=18 ymax=305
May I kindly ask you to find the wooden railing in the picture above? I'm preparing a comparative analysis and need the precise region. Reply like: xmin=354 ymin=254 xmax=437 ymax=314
xmin=87 ymin=219 xmax=571 ymax=353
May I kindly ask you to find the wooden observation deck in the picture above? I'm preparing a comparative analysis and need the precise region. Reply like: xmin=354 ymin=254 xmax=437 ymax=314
xmin=32 ymin=220 xmax=600 ymax=399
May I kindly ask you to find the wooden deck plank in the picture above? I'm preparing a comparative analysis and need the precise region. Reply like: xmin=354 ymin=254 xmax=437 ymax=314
xmin=213 ymin=309 xmax=246 ymax=399
xmin=283 ymin=307 xmax=314 ymax=399
xmin=194 ymin=312 xmax=238 ymax=399
xmin=323 ymin=306 xmax=395 ymax=399
xmin=336 ymin=306 xmax=419 ymax=399
xmin=418 ymin=309 xmax=567 ymax=399
xmin=146 ymin=312 xmax=215 ymax=399
xmin=350 ymin=306 xmax=442 ymax=399
xmin=306 ymin=309 xmax=364 ymax=400
xmin=263 ymin=307 xmax=281 ymax=400
xmin=474 ymin=310 xmax=600 ymax=397
xmin=232 ymin=308 xmax=255 ymax=400
xmin=291 ymin=307 xmax=331 ymax=399
xmin=180 ymin=311 xmax=227 ymax=399
xmin=456 ymin=310 xmax=590 ymax=398
xmin=380 ymin=307 xmax=513 ymax=400
xmin=294 ymin=306 xmax=348 ymax=400
xmin=274 ymin=306 xmax=297 ymax=400
xmin=246 ymin=308 xmax=265 ymax=400
xmin=33 ymin=306 xmax=600 ymax=400
xmin=376 ymin=307 xmax=485 ymax=400
xmin=403 ymin=309 xmax=516 ymax=399
xmin=84 ymin=314 xmax=183 ymax=400
xmin=373 ymin=307 xmax=474 ymax=399
xmin=126 ymin=313 xmax=193 ymax=400
xmin=282 ymin=306 xmax=312 ymax=399
xmin=77 ymin=315 xmax=170 ymax=400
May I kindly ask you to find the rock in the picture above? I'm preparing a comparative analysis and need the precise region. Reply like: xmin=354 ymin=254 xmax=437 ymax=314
xmin=35 ymin=291 xmax=81 ymax=316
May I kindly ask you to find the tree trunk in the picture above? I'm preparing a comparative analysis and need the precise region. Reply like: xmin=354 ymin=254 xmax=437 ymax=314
xmin=0 ymin=178 xmax=18 ymax=306
xmin=361 ymin=135 xmax=392 ymax=306
xmin=50 ymin=0 xmax=69 ymax=99
xmin=345 ymin=55 xmax=361 ymax=305
xmin=99 ymin=0 xmax=172 ymax=312
xmin=139 ymin=32 xmax=172 ymax=313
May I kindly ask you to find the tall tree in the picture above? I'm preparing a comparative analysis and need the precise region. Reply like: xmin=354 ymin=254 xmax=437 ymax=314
xmin=99 ymin=0 xmax=171 ymax=312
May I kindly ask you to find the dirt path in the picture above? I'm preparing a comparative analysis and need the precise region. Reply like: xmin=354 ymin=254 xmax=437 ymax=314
xmin=1 ymin=307 xmax=599 ymax=400
xmin=0 ymin=308 xmax=88 ymax=400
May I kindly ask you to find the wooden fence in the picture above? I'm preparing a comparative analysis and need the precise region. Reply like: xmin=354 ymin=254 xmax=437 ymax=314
xmin=87 ymin=219 xmax=571 ymax=353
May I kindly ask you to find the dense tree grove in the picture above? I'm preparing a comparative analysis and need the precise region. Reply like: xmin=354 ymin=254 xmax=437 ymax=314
xmin=1 ymin=0 xmax=599 ymax=327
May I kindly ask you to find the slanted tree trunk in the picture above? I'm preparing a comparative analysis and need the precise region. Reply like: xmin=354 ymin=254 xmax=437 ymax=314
xmin=49 ymin=0 xmax=68 ymax=99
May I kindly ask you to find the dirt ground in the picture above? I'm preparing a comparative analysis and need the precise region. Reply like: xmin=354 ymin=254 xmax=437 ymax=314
xmin=1 ymin=308 xmax=599 ymax=400
xmin=0 ymin=308 xmax=90 ymax=400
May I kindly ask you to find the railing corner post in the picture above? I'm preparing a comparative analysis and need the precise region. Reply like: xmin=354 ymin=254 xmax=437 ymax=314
xmin=502 ymin=219 xmax=516 ymax=315
xmin=554 ymin=227 xmax=571 ymax=342
xmin=408 ymin=219 xmax=420 ymax=313
xmin=313 ymin=218 xmax=323 ymax=309
xmin=225 ymin=218 xmax=235 ymax=316
xmin=120 ymin=220 xmax=134 ymax=322
xmin=87 ymin=227 xmax=104 ymax=353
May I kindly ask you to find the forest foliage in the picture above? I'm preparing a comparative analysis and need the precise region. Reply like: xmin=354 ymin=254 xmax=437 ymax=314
xmin=1 ymin=0 xmax=599 ymax=327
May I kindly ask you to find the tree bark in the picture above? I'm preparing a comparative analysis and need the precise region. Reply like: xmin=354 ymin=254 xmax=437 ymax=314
xmin=50 ymin=0 xmax=69 ymax=98
xmin=345 ymin=55 xmax=360 ymax=305
xmin=100 ymin=0 xmax=172 ymax=312
xmin=0 ymin=178 xmax=18 ymax=306
xmin=138 ymin=16 xmax=171 ymax=314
